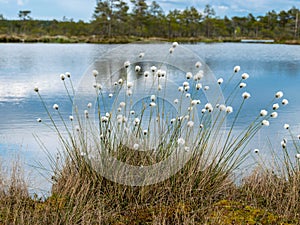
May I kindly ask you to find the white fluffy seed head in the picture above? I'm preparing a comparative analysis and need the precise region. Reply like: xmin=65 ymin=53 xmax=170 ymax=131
xmin=195 ymin=61 xmax=202 ymax=68
xmin=127 ymin=82 xmax=133 ymax=88
xmin=275 ymin=91 xmax=283 ymax=99
xmin=177 ymin=137 xmax=185 ymax=146
xmin=92 ymin=70 xmax=99 ymax=77
xmin=234 ymin=66 xmax=240 ymax=73
xmin=120 ymin=102 xmax=126 ymax=108
xmin=183 ymin=81 xmax=189 ymax=87
xmin=151 ymin=66 xmax=157 ymax=73
xmin=134 ymin=118 xmax=140 ymax=125
xmin=109 ymin=93 xmax=113 ymax=98
xmin=126 ymin=89 xmax=132 ymax=96
xmin=65 ymin=72 xmax=71 ymax=78
xmin=241 ymin=73 xmax=249 ymax=80
xmin=133 ymin=143 xmax=139 ymax=150
xmin=143 ymin=129 xmax=148 ymax=135
xmin=254 ymin=149 xmax=259 ymax=153
xmin=130 ymin=110 xmax=135 ymax=115
xmin=187 ymin=121 xmax=194 ymax=128
xmin=37 ymin=118 xmax=42 ymax=123
xmin=84 ymin=110 xmax=89 ymax=118
xmin=284 ymin=123 xmax=290 ymax=129
xmin=226 ymin=106 xmax=233 ymax=113
xmin=260 ymin=109 xmax=268 ymax=116
xmin=242 ymin=92 xmax=251 ymax=99
xmin=149 ymin=102 xmax=156 ymax=107
xmin=272 ymin=103 xmax=279 ymax=110
xmin=53 ymin=104 xmax=59 ymax=110
xmin=178 ymin=86 xmax=184 ymax=92
xmin=60 ymin=73 xmax=65 ymax=80
xmin=185 ymin=93 xmax=191 ymax=98
xmin=150 ymin=95 xmax=156 ymax=102
xmin=172 ymin=42 xmax=179 ymax=48
xmin=219 ymin=104 xmax=226 ymax=111
xmin=69 ymin=115 xmax=74 ymax=121
xmin=204 ymin=85 xmax=209 ymax=91
xmin=191 ymin=100 xmax=198 ymax=106
xmin=144 ymin=71 xmax=150 ymax=77
xmin=196 ymin=83 xmax=202 ymax=90
xmin=87 ymin=102 xmax=92 ymax=108
xmin=186 ymin=72 xmax=193 ymax=79
xmin=282 ymin=99 xmax=289 ymax=105
xmin=217 ymin=78 xmax=224 ymax=84
xmin=174 ymin=99 xmax=179 ymax=104
xmin=262 ymin=120 xmax=270 ymax=126
xmin=101 ymin=116 xmax=109 ymax=123
xmin=139 ymin=52 xmax=145 ymax=58
xmin=124 ymin=61 xmax=130 ymax=68
xmin=118 ymin=79 xmax=123 ymax=85
xmin=135 ymin=65 xmax=141 ymax=72
xmin=34 ymin=86 xmax=39 ymax=92
xmin=194 ymin=71 xmax=204 ymax=80
xmin=169 ymin=47 xmax=174 ymax=54
xmin=205 ymin=103 xmax=213 ymax=112
xmin=281 ymin=141 xmax=286 ymax=148
xmin=270 ymin=112 xmax=278 ymax=118
xmin=296 ymin=154 xmax=300 ymax=159
xmin=239 ymin=82 xmax=247 ymax=88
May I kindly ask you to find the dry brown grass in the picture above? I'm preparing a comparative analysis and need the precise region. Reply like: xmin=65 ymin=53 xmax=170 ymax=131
xmin=0 ymin=155 xmax=299 ymax=224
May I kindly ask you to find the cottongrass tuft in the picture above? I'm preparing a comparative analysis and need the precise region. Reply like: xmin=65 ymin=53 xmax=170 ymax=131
xmin=241 ymin=73 xmax=249 ymax=80
xmin=260 ymin=109 xmax=268 ymax=116
xmin=60 ymin=73 xmax=65 ymax=80
xmin=92 ymin=69 xmax=99 ymax=77
xmin=282 ymin=99 xmax=289 ymax=105
xmin=272 ymin=103 xmax=279 ymax=110
xmin=270 ymin=112 xmax=278 ymax=118
xmin=275 ymin=91 xmax=284 ymax=99
xmin=242 ymin=92 xmax=251 ymax=99
xmin=27 ymin=43 xmax=299 ymax=225
xmin=177 ymin=137 xmax=185 ymax=146
xmin=53 ymin=104 xmax=59 ymax=110
xmin=239 ymin=82 xmax=246 ymax=88
xmin=261 ymin=120 xmax=270 ymax=126
xmin=284 ymin=123 xmax=290 ymax=130
xmin=234 ymin=65 xmax=240 ymax=73
xmin=217 ymin=78 xmax=224 ymax=84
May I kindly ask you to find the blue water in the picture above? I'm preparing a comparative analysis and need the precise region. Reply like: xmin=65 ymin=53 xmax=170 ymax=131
xmin=0 ymin=43 xmax=300 ymax=194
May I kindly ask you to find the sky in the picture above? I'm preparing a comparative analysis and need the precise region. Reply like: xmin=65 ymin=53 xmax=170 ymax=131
xmin=0 ymin=0 xmax=300 ymax=22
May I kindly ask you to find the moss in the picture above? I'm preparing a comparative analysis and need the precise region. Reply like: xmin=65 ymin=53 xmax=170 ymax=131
xmin=206 ymin=200 xmax=296 ymax=225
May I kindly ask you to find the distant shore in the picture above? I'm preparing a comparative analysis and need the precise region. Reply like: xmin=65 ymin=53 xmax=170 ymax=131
xmin=1 ymin=34 xmax=300 ymax=45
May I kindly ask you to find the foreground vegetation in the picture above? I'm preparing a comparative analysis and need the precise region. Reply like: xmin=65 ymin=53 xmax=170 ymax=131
xmin=1 ymin=43 xmax=300 ymax=224
xmin=0 ymin=156 xmax=299 ymax=224
xmin=0 ymin=1 xmax=299 ymax=43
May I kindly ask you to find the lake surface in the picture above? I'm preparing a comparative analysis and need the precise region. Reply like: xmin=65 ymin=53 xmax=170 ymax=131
xmin=1 ymin=43 xmax=300 ymax=194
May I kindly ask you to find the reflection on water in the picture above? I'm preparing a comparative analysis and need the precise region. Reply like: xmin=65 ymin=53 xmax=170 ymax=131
xmin=0 ymin=43 xmax=300 ymax=194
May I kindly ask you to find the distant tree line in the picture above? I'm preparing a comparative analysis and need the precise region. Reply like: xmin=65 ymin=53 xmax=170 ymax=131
xmin=0 ymin=0 xmax=299 ymax=41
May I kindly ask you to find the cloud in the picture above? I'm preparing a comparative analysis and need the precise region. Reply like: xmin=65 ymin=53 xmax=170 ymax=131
xmin=17 ymin=0 xmax=24 ymax=6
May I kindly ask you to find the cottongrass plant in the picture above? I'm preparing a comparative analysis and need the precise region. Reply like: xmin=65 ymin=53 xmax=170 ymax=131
xmin=241 ymin=120 xmax=300 ymax=221
xmin=2 ymin=42 xmax=297 ymax=224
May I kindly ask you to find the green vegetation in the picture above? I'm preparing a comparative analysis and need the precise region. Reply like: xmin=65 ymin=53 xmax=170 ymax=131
xmin=0 ymin=1 xmax=299 ymax=43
